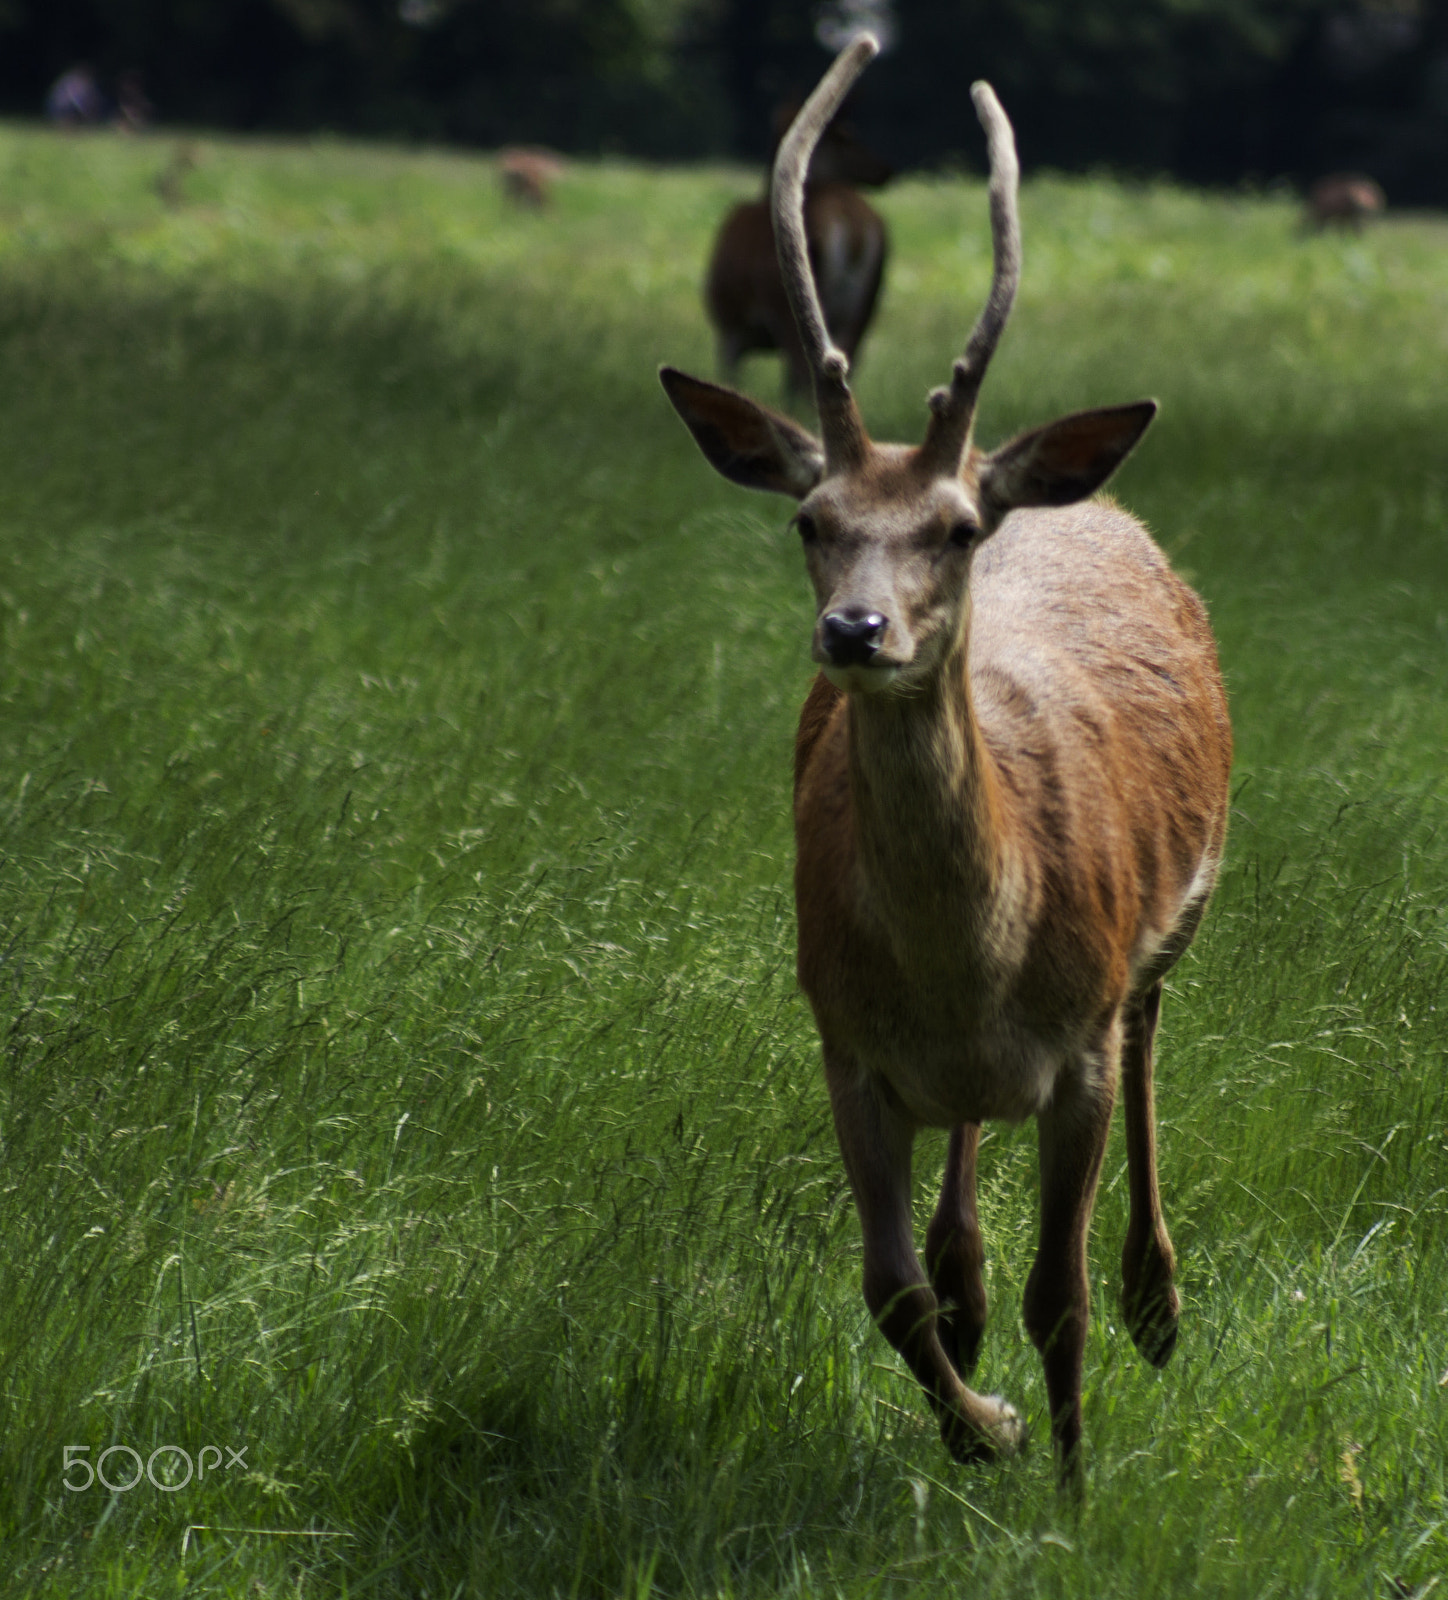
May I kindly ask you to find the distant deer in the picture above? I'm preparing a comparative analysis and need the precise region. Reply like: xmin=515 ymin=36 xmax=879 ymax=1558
xmin=498 ymin=147 xmax=564 ymax=209
xmin=661 ymin=36 xmax=1231 ymax=1483
xmin=705 ymin=98 xmax=890 ymax=400
xmin=1305 ymin=173 xmax=1385 ymax=233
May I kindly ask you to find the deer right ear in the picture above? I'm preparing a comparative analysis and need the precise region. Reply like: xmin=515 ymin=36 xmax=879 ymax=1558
xmin=659 ymin=367 xmax=825 ymax=499
xmin=978 ymin=401 xmax=1158 ymax=515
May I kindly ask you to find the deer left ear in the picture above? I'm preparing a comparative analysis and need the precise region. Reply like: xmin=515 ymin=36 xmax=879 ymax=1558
xmin=659 ymin=367 xmax=825 ymax=499
xmin=978 ymin=401 xmax=1157 ymax=514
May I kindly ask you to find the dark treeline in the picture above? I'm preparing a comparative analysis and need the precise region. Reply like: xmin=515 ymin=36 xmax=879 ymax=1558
xmin=2 ymin=0 xmax=1444 ymax=201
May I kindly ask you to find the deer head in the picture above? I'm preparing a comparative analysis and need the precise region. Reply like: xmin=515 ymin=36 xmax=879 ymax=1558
xmin=662 ymin=34 xmax=1156 ymax=697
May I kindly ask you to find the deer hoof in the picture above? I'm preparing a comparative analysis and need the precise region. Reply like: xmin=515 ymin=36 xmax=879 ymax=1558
xmin=1123 ymin=1284 xmax=1180 ymax=1369
xmin=1131 ymin=1312 xmax=1179 ymax=1369
xmin=941 ymin=1397 xmax=1027 ymax=1465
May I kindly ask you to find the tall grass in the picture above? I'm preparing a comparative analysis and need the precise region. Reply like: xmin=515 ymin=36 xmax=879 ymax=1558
xmin=0 ymin=125 xmax=1445 ymax=1597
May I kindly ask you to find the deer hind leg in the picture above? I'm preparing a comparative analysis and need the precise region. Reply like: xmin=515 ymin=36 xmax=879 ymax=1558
xmin=1119 ymin=979 xmax=1181 ymax=1367
xmin=782 ymin=349 xmax=813 ymax=404
xmin=925 ymin=1123 xmax=989 ymax=1376
xmin=825 ymin=1052 xmax=1025 ymax=1464
xmin=715 ymin=331 xmax=744 ymax=387
xmin=831 ymin=245 xmax=885 ymax=368
xmin=773 ymin=317 xmax=813 ymax=404
xmin=1022 ymin=1035 xmax=1119 ymax=1482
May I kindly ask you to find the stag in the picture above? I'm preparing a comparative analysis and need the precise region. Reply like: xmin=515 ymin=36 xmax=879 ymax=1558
xmin=661 ymin=36 xmax=1231 ymax=1483
xmin=705 ymin=99 xmax=890 ymax=400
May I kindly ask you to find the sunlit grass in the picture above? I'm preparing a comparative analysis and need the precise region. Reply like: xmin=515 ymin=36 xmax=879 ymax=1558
xmin=0 ymin=121 xmax=1445 ymax=1597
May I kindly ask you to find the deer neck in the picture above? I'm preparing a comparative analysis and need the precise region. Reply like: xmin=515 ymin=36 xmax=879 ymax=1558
xmin=845 ymin=614 xmax=1021 ymax=967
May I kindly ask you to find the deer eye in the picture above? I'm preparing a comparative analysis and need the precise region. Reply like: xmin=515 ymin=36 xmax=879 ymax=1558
xmin=794 ymin=512 xmax=819 ymax=545
xmin=947 ymin=519 xmax=980 ymax=549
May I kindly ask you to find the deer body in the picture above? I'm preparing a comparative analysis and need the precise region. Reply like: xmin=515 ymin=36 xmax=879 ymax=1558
xmin=661 ymin=36 xmax=1230 ymax=1483
xmin=797 ymin=500 xmax=1228 ymax=1128
xmin=706 ymin=114 xmax=888 ymax=398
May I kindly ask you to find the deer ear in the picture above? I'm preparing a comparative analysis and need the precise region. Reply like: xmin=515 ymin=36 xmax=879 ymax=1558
xmin=978 ymin=401 xmax=1157 ymax=513
xmin=659 ymin=367 xmax=824 ymax=499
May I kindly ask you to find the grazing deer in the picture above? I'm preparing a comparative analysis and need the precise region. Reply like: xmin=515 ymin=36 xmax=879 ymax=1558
xmin=1305 ymin=173 xmax=1385 ymax=233
xmin=705 ymin=99 xmax=890 ymax=400
xmin=661 ymin=35 xmax=1231 ymax=1483
xmin=498 ymin=147 xmax=564 ymax=209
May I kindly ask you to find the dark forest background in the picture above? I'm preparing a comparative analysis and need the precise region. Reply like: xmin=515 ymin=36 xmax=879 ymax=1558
xmin=2 ymin=0 xmax=1444 ymax=201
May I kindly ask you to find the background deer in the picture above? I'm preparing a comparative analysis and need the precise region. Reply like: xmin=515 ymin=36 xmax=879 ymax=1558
xmin=498 ymin=147 xmax=564 ymax=209
xmin=1305 ymin=173 xmax=1385 ymax=232
xmin=705 ymin=98 xmax=890 ymax=400
xmin=661 ymin=36 xmax=1231 ymax=1482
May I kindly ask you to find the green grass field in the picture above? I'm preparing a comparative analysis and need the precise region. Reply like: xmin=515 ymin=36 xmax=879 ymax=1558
xmin=1 ymin=123 xmax=1445 ymax=1598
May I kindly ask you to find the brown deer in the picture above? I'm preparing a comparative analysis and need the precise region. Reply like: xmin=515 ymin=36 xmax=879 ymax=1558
xmin=1305 ymin=173 xmax=1385 ymax=233
xmin=498 ymin=147 xmax=565 ymax=209
xmin=705 ymin=99 xmax=890 ymax=400
xmin=660 ymin=35 xmax=1231 ymax=1483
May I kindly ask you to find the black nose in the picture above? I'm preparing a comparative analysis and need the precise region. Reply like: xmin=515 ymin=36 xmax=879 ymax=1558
xmin=821 ymin=609 xmax=888 ymax=667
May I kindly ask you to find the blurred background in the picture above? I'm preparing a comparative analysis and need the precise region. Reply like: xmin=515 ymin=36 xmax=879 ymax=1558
xmin=2 ymin=0 xmax=1445 ymax=202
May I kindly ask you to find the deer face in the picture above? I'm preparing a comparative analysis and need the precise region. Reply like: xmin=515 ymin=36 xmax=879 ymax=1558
xmin=658 ymin=363 xmax=1158 ymax=698
xmin=796 ymin=449 xmax=985 ymax=694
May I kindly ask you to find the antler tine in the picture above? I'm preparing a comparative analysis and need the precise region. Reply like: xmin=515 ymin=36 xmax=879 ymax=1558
xmin=772 ymin=32 xmax=878 ymax=468
xmin=919 ymin=81 xmax=1021 ymax=476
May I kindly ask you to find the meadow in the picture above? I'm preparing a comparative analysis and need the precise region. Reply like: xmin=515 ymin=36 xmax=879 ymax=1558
xmin=0 ymin=122 xmax=1445 ymax=1599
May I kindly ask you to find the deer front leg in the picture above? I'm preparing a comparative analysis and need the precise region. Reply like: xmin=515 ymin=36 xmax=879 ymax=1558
xmin=825 ymin=1053 xmax=1025 ymax=1464
xmin=1119 ymin=979 xmax=1180 ymax=1366
xmin=1022 ymin=1038 xmax=1119 ymax=1483
xmin=925 ymin=1123 xmax=989 ymax=1377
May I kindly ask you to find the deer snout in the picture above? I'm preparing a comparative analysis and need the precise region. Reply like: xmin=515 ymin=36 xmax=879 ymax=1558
xmin=820 ymin=609 xmax=887 ymax=667
xmin=816 ymin=608 xmax=901 ymax=693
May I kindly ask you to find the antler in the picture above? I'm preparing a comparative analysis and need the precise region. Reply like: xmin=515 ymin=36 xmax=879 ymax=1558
xmin=771 ymin=32 xmax=879 ymax=469
xmin=918 ymin=81 xmax=1021 ymax=477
